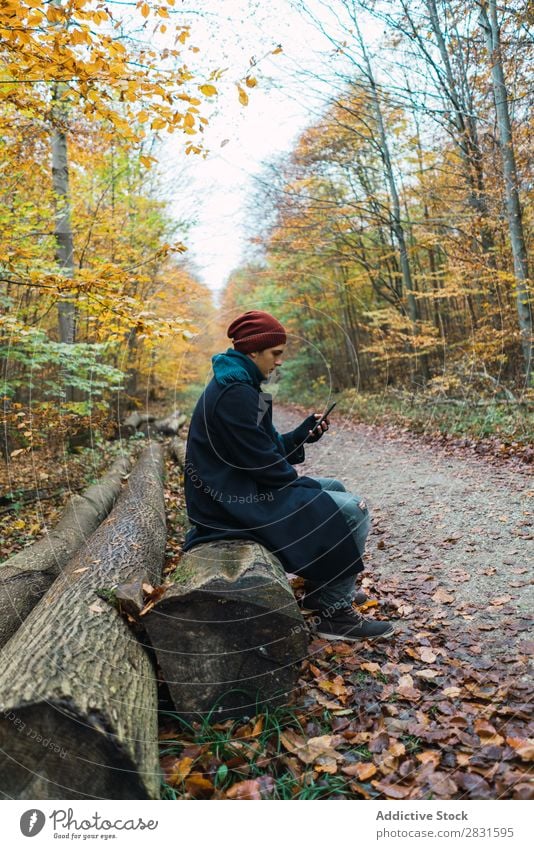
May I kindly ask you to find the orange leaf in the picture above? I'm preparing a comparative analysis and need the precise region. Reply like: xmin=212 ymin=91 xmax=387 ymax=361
xmin=251 ymin=715 xmax=264 ymax=736
xmin=226 ymin=779 xmax=262 ymax=800
xmin=237 ymin=85 xmax=249 ymax=106
xmin=361 ymin=662 xmax=381 ymax=674
xmin=168 ymin=756 xmax=194 ymax=786
xmin=358 ymin=599 xmax=378 ymax=611
xmin=185 ymin=774 xmax=214 ymax=798
xmin=199 ymin=84 xmax=217 ymax=97
xmin=416 ymin=750 xmax=441 ymax=767
xmin=349 ymin=762 xmax=377 ymax=781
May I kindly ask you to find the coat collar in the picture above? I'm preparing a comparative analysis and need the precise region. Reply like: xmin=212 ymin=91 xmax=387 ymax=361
xmin=211 ymin=348 xmax=265 ymax=390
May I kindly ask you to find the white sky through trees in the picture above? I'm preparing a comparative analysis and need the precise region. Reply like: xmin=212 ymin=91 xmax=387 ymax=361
xmin=161 ymin=0 xmax=379 ymax=295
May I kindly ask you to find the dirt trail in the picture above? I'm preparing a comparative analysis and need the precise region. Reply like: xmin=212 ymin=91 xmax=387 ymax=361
xmin=276 ymin=407 xmax=533 ymax=660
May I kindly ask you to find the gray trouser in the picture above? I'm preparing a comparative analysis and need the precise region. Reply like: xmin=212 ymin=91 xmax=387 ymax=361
xmin=303 ymin=477 xmax=371 ymax=612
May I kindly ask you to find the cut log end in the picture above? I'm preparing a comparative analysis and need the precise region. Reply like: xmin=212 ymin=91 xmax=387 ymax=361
xmin=145 ymin=541 xmax=308 ymax=720
xmin=0 ymin=704 xmax=159 ymax=799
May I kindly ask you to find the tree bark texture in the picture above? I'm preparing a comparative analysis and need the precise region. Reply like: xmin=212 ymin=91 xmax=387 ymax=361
xmin=144 ymin=540 xmax=308 ymax=721
xmin=51 ymin=118 xmax=76 ymax=346
xmin=0 ymin=444 xmax=166 ymax=800
xmin=0 ymin=454 xmax=131 ymax=648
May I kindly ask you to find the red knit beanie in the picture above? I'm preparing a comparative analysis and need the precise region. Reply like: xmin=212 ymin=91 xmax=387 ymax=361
xmin=227 ymin=310 xmax=286 ymax=354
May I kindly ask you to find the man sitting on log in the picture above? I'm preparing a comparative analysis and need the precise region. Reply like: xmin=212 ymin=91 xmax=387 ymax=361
xmin=182 ymin=310 xmax=394 ymax=642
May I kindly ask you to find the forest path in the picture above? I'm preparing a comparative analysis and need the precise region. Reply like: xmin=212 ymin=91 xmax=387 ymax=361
xmin=275 ymin=406 xmax=533 ymax=662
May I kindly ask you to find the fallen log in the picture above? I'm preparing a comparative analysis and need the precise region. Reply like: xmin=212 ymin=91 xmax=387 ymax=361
xmin=0 ymin=487 xmax=74 ymax=513
xmin=119 ymin=411 xmax=156 ymax=438
xmin=144 ymin=540 xmax=308 ymax=721
xmin=119 ymin=410 xmax=143 ymax=437
xmin=169 ymin=436 xmax=186 ymax=468
xmin=0 ymin=454 xmax=131 ymax=648
xmin=154 ymin=410 xmax=186 ymax=436
xmin=0 ymin=443 xmax=166 ymax=800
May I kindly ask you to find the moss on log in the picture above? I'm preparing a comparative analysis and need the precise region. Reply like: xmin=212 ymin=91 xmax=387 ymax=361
xmin=0 ymin=444 xmax=166 ymax=800
xmin=0 ymin=454 xmax=131 ymax=648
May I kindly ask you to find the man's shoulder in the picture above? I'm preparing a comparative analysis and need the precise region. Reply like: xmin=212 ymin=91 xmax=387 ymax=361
xmin=212 ymin=381 xmax=260 ymax=421
xmin=215 ymin=381 xmax=258 ymax=400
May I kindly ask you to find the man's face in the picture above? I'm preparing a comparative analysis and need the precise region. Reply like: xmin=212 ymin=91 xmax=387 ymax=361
xmin=248 ymin=345 xmax=285 ymax=379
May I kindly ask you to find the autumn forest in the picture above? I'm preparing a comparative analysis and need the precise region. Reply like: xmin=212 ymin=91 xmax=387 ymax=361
xmin=0 ymin=0 xmax=532 ymax=806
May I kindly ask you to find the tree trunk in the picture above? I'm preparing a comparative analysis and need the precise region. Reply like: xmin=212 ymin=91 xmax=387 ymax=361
xmin=0 ymin=454 xmax=131 ymax=648
xmin=51 ymin=89 xmax=76 ymax=347
xmin=423 ymin=0 xmax=496 ymax=261
xmin=352 ymin=15 xmax=429 ymax=384
xmin=479 ymin=1 xmax=532 ymax=383
xmin=144 ymin=540 xmax=308 ymax=721
xmin=0 ymin=444 xmax=166 ymax=800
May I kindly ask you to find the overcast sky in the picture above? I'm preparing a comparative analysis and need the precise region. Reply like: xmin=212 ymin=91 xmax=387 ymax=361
xmin=157 ymin=0 xmax=379 ymax=296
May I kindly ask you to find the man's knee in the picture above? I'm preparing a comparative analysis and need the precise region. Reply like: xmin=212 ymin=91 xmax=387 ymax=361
xmin=320 ymin=478 xmax=346 ymax=492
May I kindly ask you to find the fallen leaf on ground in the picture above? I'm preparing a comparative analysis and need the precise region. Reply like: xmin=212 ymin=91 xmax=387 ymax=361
xmin=416 ymin=750 xmax=441 ymax=767
xmin=425 ymin=772 xmax=458 ymax=796
xmin=318 ymin=676 xmax=350 ymax=698
xmin=167 ymin=756 xmax=194 ymax=786
xmin=185 ymin=774 xmax=214 ymax=798
xmin=414 ymin=669 xmax=439 ymax=681
xmin=342 ymin=762 xmax=377 ymax=780
xmin=296 ymin=735 xmax=344 ymax=766
xmin=442 ymin=686 xmax=462 ymax=697
xmin=419 ymin=647 xmax=437 ymax=663
xmin=372 ymin=780 xmax=410 ymax=799
xmin=226 ymin=779 xmax=262 ymax=800
xmin=361 ymin=662 xmax=381 ymax=674
xmin=490 ymin=595 xmax=512 ymax=606
xmin=505 ymin=739 xmax=534 ymax=762
xmin=432 ymin=587 xmax=455 ymax=604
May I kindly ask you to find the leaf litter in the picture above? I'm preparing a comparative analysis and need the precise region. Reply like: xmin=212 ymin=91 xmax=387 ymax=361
xmin=159 ymin=451 xmax=534 ymax=801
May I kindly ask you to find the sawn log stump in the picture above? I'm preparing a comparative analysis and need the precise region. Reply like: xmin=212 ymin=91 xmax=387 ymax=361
xmin=144 ymin=540 xmax=308 ymax=721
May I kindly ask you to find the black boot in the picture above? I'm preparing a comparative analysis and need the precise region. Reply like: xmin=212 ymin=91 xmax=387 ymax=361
xmin=314 ymin=607 xmax=394 ymax=642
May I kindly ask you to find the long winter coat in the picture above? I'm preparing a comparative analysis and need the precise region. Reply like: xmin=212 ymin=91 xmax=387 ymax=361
xmin=182 ymin=349 xmax=363 ymax=583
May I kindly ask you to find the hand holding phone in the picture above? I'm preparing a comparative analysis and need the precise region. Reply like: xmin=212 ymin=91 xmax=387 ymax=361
xmin=305 ymin=401 xmax=336 ymax=442
xmin=310 ymin=401 xmax=337 ymax=434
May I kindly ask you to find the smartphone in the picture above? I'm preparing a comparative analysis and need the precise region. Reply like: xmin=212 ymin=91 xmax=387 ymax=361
xmin=311 ymin=401 xmax=337 ymax=432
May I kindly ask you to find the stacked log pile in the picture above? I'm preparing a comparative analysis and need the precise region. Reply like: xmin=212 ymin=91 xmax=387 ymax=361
xmin=0 ymin=404 xmax=310 ymax=798
xmin=120 ymin=409 xmax=187 ymax=439
xmin=0 ymin=444 xmax=166 ymax=800
xmin=0 ymin=454 xmax=131 ymax=648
